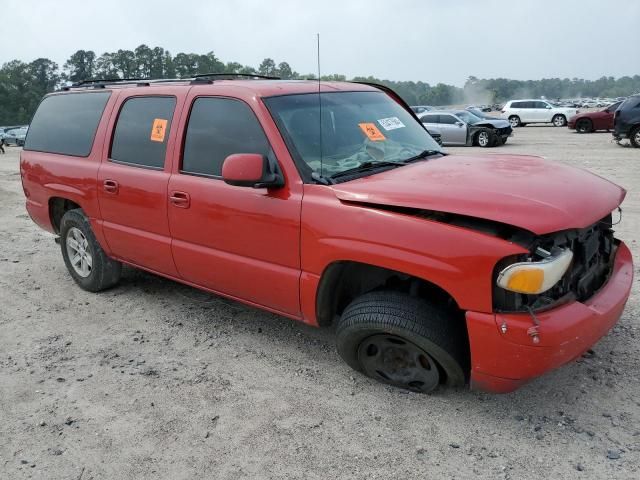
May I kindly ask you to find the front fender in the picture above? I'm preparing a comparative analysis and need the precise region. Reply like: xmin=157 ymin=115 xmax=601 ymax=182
xmin=299 ymin=185 xmax=528 ymax=324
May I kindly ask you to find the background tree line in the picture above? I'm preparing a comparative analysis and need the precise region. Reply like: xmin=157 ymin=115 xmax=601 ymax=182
xmin=1 ymin=44 xmax=639 ymax=124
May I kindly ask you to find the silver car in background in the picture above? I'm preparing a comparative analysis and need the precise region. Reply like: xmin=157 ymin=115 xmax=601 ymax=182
xmin=3 ymin=126 xmax=28 ymax=146
xmin=418 ymin=110 xmax=512 ymax=147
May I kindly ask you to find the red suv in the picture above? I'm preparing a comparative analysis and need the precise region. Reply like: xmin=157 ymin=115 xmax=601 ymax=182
xmin=20 ymin=75 xmax=633 ymax=393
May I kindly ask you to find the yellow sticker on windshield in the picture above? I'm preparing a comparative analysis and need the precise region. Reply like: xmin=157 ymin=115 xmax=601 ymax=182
xmin=150 ymin=118 xmax=168 ymax=142
xmin=358 ymin=123 xmax=386 ymax=141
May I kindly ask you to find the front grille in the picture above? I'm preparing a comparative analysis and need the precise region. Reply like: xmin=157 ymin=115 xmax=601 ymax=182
xmin=493 ymin=214 xmax=616 ymax=312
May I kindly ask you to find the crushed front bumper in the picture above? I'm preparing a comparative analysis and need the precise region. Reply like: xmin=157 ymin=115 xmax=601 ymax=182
xmin=466 ymin=241 xmax=633 ymax=393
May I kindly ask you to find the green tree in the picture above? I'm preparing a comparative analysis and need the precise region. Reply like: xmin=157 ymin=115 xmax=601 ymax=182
xmin=258 ymin=58 xmax=277 ymax=76
xmin=63 ymin=50 xmax=96 ymax=82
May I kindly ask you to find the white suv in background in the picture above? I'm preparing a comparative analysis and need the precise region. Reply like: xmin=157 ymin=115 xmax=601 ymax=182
xmin=501 ymin=100 xmax=579 ymax=127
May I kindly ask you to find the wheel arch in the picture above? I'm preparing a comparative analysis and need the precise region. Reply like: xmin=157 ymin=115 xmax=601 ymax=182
xmin=49 ymin=197 xmax=82 ymax=234
xmin=315 ymin=260 xmax=462 ymax=328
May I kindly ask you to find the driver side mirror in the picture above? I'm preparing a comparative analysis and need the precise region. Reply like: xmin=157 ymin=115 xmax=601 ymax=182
xmin=222 ymin=153 xmax=284 ymax=189
xmin=545 ymin=105 xmax=552 ymax=109
xmin=455 ymin=121 xmax=464 ymax=127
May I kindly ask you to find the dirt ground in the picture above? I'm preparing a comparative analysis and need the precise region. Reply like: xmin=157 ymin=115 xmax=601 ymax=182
xmin=1 ymin=126 xmax=639 ymax=480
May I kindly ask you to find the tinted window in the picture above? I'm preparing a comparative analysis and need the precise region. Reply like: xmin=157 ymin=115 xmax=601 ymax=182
xmin=439 ymin=115 xmax=457 ymax=124
xmin=182 ymin=97 xmax=270 ymax=177
xmin=420 ymin=114 xmax=439 ymax=123
xmin=24 ymin=92 xmax=110 ymax=156
xmin=511 ymin=101 xmax=525 ymax=108
xmin=110 ymin=96 xmax=176 ymax=168
xmin=534 ymin=101 xmax=549 ymax=109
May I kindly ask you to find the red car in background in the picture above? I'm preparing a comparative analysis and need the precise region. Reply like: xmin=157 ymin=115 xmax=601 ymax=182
xmin=568 ymin=101 xmax=622 ymax=133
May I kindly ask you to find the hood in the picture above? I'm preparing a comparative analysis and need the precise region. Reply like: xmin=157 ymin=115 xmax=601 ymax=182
xmin=330 ymin=154 xmax=625 ymax=235
xmin=475 ymin=119 xmax=511 ymax=129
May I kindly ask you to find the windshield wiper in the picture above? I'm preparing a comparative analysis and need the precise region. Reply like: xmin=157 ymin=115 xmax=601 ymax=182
xmin=329 ymin=161 xmax=405 ymax=180
xmin=403 ymin=149 xmax=444 ymax=163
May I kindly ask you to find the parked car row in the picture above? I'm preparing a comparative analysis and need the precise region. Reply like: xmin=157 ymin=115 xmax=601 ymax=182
xmin=0 ymin=125 xmax=29 ymax=146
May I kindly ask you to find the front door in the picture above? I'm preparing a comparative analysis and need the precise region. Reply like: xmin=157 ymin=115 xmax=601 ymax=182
xmin=97 ymin=93 xmax=182 ymax=277
xmin=167 ymin=95 xmax=302 ymax=316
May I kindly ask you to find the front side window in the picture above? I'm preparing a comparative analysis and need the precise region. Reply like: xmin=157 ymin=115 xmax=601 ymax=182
xmin=110 ymin=96 xmax=176 ymax=169
xmin=438 ymin=115 xmax=458 ymax=125
xmin=454 ymin=111 xmax=482 ymax=124
xmin=420 ymin=114 xmax=439 ymax=123
xmin=265 ymin=91 xmax=443 ymax=180
xmin=24 ymin=92 xmax=111 ymax=156
xmin=182 ymin=97 xmax=271 ymax=177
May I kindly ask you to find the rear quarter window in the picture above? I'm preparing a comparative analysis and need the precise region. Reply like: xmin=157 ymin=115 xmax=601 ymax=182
xmin=24 ymin=92 xmax=111 ymax=156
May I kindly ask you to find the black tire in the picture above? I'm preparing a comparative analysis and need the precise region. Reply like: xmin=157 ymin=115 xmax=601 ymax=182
xmin=475 ymin=130 xmax=496 ymax=148
xmin=630 ymin=126 xmax=640 ymax=148
xmin=60 ymin=209 xmax=122 ymax=292
xmin=336 ymin=291 xmax=468 ymax=393
xmin=508 ymin=115 xmax=521 ymax=128
xmin=576 ymin=118 xmax=593 ymax=133
xmin=500 ymin=136 xmax=508 ymax=145
xmin=552 ymin=114 xmax=567 ymax=127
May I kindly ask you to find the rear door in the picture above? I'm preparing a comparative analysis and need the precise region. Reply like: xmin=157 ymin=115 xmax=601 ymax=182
xmin=166 ymin=94 xmax=303 ymax=316
xmin=97 ymin=92 xmax=184 ymax=276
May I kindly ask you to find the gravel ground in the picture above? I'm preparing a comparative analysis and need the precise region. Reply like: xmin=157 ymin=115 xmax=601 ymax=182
xmin=1 ymin=126 xmax=639 ymax=480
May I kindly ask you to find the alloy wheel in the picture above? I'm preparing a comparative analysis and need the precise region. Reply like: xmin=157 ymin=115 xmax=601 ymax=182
xmin=66 ymin=227 xmax=93 ymax=278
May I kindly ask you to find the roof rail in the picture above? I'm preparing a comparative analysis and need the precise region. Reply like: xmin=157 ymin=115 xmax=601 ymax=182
xmin=190 ymin=72 xmax=281 ymax=84
xmin=59 ymin=73 xmax=281 ymax=91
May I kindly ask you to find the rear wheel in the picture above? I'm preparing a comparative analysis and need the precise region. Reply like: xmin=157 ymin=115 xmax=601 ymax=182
xmin=631 ymin=127 xmax=640 ymax=148
xmin=60 ymin=209 xmax=122 ymax=292
xmin=576 ymin=118 xmax=593 ymax=133
xmin=508 ymin=115 xmax=521 ymax=128
xmin=336 ymin=291 xmax=468 ymax=393
xmin=552 ymin=114 xmax=567 ymax=127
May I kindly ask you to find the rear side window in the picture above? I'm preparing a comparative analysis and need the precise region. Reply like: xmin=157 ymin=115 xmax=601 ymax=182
xmin=110 ymin=96 xmax=176 ymax=169
xmin=510 ymin=101 xmax=524 ymax=108
xmin=182 ymin=97 xmax=270 ymax=177
xmin=24 ymin=92 xmax=111 ymax=156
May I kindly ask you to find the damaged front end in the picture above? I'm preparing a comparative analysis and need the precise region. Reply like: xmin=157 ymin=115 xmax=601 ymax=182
xmin=493 ymin=211 xmax=618 ymax=313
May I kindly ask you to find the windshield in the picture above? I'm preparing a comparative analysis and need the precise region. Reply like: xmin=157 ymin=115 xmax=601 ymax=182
xmin=264 ymin=91 xmax=443 ymax=179
xmin=455 ymin=111 xmax=482 ymax=124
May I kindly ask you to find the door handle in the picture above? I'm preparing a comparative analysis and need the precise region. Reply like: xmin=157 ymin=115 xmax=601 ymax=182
xmin=103 ymin=179 xmax=119 ymax=194
xmin=169 ymin=191 xmax=190 ymax=208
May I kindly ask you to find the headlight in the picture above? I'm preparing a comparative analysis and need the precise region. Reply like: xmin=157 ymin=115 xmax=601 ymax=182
xmin=497 ymin=249 xmax=573 ymax=294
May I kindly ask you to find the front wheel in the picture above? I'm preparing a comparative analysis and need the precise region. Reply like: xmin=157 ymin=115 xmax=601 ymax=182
xmin=552 ymin=114 xmax=567 ymax=127
xmin=631 ymin=127 xmax=640 ymax=148
xmin=336 ymin=291 xmax=468 ymax=393
xmin=576 ymin=118 xmax=593 ymax=133
xmin=476 ymin=130 xmax=495 ymax=147
xmin=60 ymin=209 xmax=122 ymax=292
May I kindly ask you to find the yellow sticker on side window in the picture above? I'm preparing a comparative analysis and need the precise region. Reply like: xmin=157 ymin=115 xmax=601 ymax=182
xmin=358 ymin=122 xmax=386 ymax=141
xmin=150 ymin=118 xmax=168 ymax=142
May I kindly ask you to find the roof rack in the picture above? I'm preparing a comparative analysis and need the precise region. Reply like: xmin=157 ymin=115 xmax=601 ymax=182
xmin=60 ymin=73 xmax=281 ymax=91
xmin=190 ymin=72 xmax=281 ymax=85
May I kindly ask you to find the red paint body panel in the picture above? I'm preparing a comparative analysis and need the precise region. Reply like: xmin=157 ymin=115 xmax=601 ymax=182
xmin=467 ymin=242 xmax=633 ymax=393
xmin=568 ymin=109 xmax=615 ymax=130
xmin=19 ymin=80 xmax=634 ymax=394
xmin=332 ymin=154 xmax=625 ymax=235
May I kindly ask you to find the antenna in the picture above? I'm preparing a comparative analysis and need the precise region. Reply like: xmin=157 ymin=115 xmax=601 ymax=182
xmin=317 ymin=33 xmax=324 ymax=179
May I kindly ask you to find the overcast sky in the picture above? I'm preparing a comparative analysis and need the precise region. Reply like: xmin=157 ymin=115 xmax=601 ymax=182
xmin=4 ymin=0 xmax=639 ymax=86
